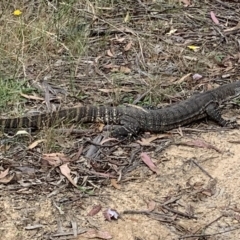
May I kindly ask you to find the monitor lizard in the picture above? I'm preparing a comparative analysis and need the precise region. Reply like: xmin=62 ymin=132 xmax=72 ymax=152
xmin=1 ymin=81 xmax=240 ymax=138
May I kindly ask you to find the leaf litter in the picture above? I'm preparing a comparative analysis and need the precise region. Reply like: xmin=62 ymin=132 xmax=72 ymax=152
xmin=1 ymin=0 xmax=240 ymax=239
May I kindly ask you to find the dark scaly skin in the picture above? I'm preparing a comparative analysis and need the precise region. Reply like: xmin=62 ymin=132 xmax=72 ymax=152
xmin=1 ymin=81 xmax=240 ymax=137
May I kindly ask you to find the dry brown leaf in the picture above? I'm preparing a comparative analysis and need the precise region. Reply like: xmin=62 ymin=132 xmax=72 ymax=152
xmin=103 ymin=64 xmax=119 ymax=69
xmin=0 ymin=144 xmax=10 ymax=151
xmin=98 ymin=123 xmax=105 ymax=132
xmin=147 ymin=201 xmax=156 ymax=212
xmin=0 ymin=168 xmax=9 ymax=179
xmin=100 ymin=138 xmax=118 ymax=145
xmin=119 ymin=66 xmax=131 ymax=73
xmin=124 ymin=11 xmax=130 ymax=23
xmin=107 ymin=49 xmax=114 ymax=57
xmin=0 ymin=174 xmax=14 ymax=184
xmin=94 ymin=55 xmax=102 ymax=63
xmin=15 ymin=130 xmax=30 ymax=136
xmin=98 ymin=87 xmax=134 ymax=93
xmin=28 ymin=139 xmax=46 ymax=149
xmin=180 ymin=0 xmax=190 ymax=6
xmin=186 ymin=204 xmax=195 ymax=217
xmin=210 ymin=11 xmax=219 ymax=25
xmin=60 ymin=163 xmax=78 ymax=188
xmin=98 ymin=88 xmax=114 ymax=93
xmin=176 ymin=73 xmax=192 ymax=84
xmin=115 ymin=37 xmax=125 ymax=43
xmin=183 ymin=139 xmax=222 ymax=153
xmin=202 ymin=190 xmax=212 ymax=197
xmin=81 ymin=229 xmax=112 ymax=239
xmin=166 ymin=28 xmax=177 ymax=36
xmin=117 ymin=26 xmax=136 ymax=35
xmin=124 ymin=41 xmax=132 ymax=51
xmin=137 ymin=134 xmax=169 ymax=146
xmin=42 ymin=153 xmax=70 ymax=166
xmin=140 ymin=152 xmax=160 ymax=174
xmin=87 ymin=204 xmax=102 ymax=216
xmin=110 ymin=179 xmax=121 ymax=190
xmin=71 ymin=146 xmax=83 ymax=162
xmin=89 ymin=170 xmax=116 ymax=178
xmin=20 ymin=93 xmax=44 ymax=101
xmin=137 ymin=136 xmax=159 ymax=146
xmin=224 ymin=22 xmax=240 ymax=33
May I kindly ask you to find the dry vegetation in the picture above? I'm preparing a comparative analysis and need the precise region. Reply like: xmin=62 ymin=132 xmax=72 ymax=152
xmin=1 ymin=0 xmax=240 ymax=239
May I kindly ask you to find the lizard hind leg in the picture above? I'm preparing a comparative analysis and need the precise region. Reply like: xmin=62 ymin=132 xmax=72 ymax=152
xmin=206 ymin=102 xmax=236 ymax=127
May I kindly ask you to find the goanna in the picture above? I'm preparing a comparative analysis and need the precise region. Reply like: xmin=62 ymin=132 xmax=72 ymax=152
xmin=1 ymin=81 xmax=240 ymax=137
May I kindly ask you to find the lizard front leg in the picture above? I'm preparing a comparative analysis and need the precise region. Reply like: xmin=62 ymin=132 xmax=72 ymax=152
xmin=111 ymin=116 xmax=140 ymax=138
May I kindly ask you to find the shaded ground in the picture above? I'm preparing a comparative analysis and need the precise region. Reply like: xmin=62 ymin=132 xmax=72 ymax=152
xmin=1 ymin=0 xmax=240 ymax=239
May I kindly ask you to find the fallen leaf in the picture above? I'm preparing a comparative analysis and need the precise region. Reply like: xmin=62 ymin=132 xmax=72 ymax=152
xmin=107 ymin=49 xmax=114 ymax=57
xmin=81 ymin=229 xmax=112 ymax=239
xmin=186 ymin=204 xmax=195 ymax=217
xmin=0 ymin=144 xmax=10 ymax=151
xmin=0 ymin=168 xmax=9 ymax=178
xmin=110 ymin=179 xmax=121 ymax=189
xmin=166 ymin=28 xmax=177 ymax=36
xmin=137 ymin=135 xmax=168 ymax=146
xmin=124 ymin=11 xmax=130 ymax=23
xmin=181 ymin=139 xmax=222 ymax=153
xmin=180 ymin=0 xmax=190 ymax=6
xmin=98 ymin=87 xmax=134 ymax=93
xmin=224 ymin=22 xmax=240 ymax=33
xmin=176 ymin=73 xmax=192 ymax=84
xmin=89 ymin=171 xmax=116 ymax=178
xmin=115 ymin=37 xmax=125 ymax=43
xmin=94 ymin=55 xmax=102 ymax=63
xmin=147 ymin=201 xmax=156 ymax=212
xmin=119 ymin=66 xmax=131 ymax=73
xmin=137 ymin=136 xmax=158 ymax=146
xmin=15 ymin=130 xmax=30 ymax=136
xmin=20 ymin=93 xmax=44 ymax=101
xmin=204 ymin=178 xmax=217 ymax=196
xmin=98 ymin=123 xmax=105 ymax=132
xmin=202 ymin=190 xmax=212 ymax=197
xmin=42 ymin=153 xmax=70 ymax=166
xmin=60 ymin=163 xmax=78 ymax=188
xmin=25 ymin=224 xmax=44 ymax=230
xmin=187 ymin=45 xmax=200 ymax=52
xmin=210 ymin=11 xmax=219 ymax=25
xmin=0 ymin=174 xmax=14 ymax=184
xmin=140 ymin=152 xmax=160 ymax=174
xmin=71 ymin=145 xmax=83 ymax=161
xmin=100 ymin=138 xmax=118 ymax=145
xmin=87 ymin=204 xmax=102 ymax=216
xmin=28 ymin=139 xmax=46 ymax=149
xmin=124 ymin=41 xmax=132 ymax=51
xmin=103 ymin=64 xmax=119 ymax=69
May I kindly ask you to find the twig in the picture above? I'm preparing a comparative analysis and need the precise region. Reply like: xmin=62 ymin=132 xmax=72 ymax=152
xmin=122 ymin=210 xmax=175 ymax=222
xmin=179 ymin=226 xmax=240 ymax=239
xmin=161 ymin=205 xmax=197 ymax=219
xmin=191 ymin=159 xmax=214 ymax=179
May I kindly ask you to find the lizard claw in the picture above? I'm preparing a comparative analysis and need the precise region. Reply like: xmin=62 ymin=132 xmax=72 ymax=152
xmin=225 ymin=119 xmax=239 ymax=129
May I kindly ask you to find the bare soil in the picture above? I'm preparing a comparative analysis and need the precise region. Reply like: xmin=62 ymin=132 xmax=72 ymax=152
xmin=2 ymin=124 xmax=240 ymax=239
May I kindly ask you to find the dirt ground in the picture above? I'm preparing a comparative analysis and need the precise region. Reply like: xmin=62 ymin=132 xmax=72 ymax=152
xmin=1 ymin=0 xmax=240 ymax=239
xmin=2 ymin=113 xmax=240 ymax=239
